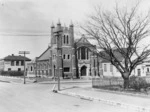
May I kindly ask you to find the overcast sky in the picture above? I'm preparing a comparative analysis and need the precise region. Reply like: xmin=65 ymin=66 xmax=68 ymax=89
xmin=0 ymin=0 xmax=150 ymax=59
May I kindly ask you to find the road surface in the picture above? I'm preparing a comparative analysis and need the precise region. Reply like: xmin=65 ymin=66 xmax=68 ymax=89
xmin=0 ymin=78 xmax=133 ymax=112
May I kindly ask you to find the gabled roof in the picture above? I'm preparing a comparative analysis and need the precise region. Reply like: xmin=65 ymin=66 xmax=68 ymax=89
xmin=99 ymin=48 xmax=126 ymax=63
xmin=3 ymin=54 xmax=31 ymax=61
xmin=77 ymin=36 xmax=90 ymax=44
xmin=75 ymin=35 xmax=91 ymax=44
xmin=37 ymin=47 xmax=51 ymax=61
xmin=75 ymin=35 xmax=96 ymax=49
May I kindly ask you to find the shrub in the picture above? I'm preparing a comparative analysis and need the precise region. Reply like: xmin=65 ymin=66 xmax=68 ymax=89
xmin=1 ymin=71 xmax=24 ymax=76
xmin=0 ymin=71 xmax=10 ymax=76
xmin=9 ymin=71 xmax=24 ymax=76
xmin=129 ymin=76 xmax=149 ymax=91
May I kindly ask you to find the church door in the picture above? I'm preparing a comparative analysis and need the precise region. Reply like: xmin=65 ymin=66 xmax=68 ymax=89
xmin=81 ymin=66 xmax=87 ymax=76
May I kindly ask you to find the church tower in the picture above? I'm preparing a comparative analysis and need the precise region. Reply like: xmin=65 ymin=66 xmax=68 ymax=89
xmin=49 ymin=21 xmax=76 ymax=78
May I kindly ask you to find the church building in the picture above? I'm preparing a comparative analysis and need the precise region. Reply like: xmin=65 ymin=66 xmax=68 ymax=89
xmin=27 ymin=21 xmax=150 ymax=78
xmin=30 ymin=21 xmax=101 ymax=79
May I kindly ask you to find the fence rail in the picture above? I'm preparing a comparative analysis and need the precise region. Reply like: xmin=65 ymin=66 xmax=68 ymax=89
xmin=92 ymin=77 xmax=123 ymax=87
xmin=92 ymin=76 xmax=150 ymax=88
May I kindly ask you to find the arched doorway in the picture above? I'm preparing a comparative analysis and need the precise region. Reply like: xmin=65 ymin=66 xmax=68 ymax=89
xmin=81 ymin=66 xmax=87 ymax=76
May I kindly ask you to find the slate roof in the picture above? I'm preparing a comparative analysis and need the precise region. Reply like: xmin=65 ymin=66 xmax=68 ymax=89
xmin=99 ymin=48 xmax=127 ymax=63
xmin=3 ymin=54 xmax=31 ymax=61
xmin=37 ymin=47 xmax=51 ymax=61
xmin=75 ymin=35 xmax=92 ymax=45
xmin=75 ymin=35 xmax=97 ymax=51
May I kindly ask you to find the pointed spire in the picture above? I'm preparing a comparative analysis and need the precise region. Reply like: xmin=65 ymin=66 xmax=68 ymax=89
xmin=51 ymin=21 xmax=54 ymax=28
xmin=57 ymin=19 xmax=61 ymax=25
xmin=70 ymin=20 xmax=73 ymax=27
xmin=64 ymin=23 xmax=66 ymax=27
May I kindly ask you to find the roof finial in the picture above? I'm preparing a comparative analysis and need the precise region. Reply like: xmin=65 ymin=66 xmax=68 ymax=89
xmin=51 ymin=21 xmax=54 ymax=28
xmin=70 ymin=20 xmax=73 ymax=27
xmin=57 ymin=19 xmax=61 ymax=25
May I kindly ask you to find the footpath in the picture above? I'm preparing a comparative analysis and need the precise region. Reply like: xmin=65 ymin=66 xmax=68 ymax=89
xmin=0 ymin=75 xmax=34 ymax=83
xmin=58 ymin=85 xmax=150 ymax=112
xmin=0 ymin=75 xmax=92 ymax=84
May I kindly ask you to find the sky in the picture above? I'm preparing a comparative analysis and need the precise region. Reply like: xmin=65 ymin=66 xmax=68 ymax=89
xmin=0 ymin=0 xmax=150 ymax=59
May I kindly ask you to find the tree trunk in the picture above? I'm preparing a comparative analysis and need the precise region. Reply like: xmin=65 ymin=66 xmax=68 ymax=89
xmin=124 ymin=78 xmax=129 ymax=89
xmin=122 ymin=72 xmax=130 ymax=89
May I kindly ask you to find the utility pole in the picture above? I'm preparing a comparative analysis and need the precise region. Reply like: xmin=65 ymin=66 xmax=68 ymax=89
xmin=54 ymin=25 xmax=62 ymax=91
xmin=19 ymin=51 xmax=30 ymax=84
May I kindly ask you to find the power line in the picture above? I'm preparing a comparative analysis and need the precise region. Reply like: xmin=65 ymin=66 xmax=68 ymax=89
xmin=0 ymin=34 xmax=50 ymax=36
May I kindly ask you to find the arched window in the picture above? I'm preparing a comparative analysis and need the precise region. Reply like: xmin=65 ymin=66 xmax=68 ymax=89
xmin=66 ymin=35 xmax=69 ymax=44
xmin=87 ymin=49 xmax=89 ymax=59
xmin=81 ymin=47 xmax=86 ymax=59
xmin=68 ymin=54 xmax=70 ymax=59
xmin=94 ymin=59 xmax=95 ymax=67
xmin=63 ymin=35 xmax=69 ymax=44
xmin=31 ymin=66 xmax=33 ymax=71
xmin=63 ymin=54 xmax=65 ymax=59
xmin=63 ymin=35 xmax=65 ymax=44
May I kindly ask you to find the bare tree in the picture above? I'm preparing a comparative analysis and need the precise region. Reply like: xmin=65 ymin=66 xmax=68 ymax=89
xmin=82 ymin=3 xmax=150 ymax=89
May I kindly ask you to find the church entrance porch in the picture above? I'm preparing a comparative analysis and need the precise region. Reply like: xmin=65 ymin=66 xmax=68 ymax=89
xmin=78 ymin=64 xmax=91 ymax=79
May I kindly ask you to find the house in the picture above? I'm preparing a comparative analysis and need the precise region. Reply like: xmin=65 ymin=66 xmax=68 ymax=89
xmin=101 ymin=59 xmax=121 ymax=77
xmin=0 ymin=54 xmax=31 ymax=72
xmin=134 ymin=60 xmax=150 ymax=77
xmin=99 ymin=49 xmax=125 ymax=77
xmin=99 ymin=49 xmax=150 ymax=77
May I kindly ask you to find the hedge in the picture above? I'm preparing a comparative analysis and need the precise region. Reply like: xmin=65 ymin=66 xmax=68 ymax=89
xmin=0 ymin=71 xmax=24 ymax=76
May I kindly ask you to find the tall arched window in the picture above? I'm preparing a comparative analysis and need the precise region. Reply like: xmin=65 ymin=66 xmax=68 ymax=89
xmin=94 ymin=59 xmax=95 ymax=67
xmin=63 ymin=35 xmax=69 ymax=44
xmin=81 ymin=47 xmax=86 ymax=59
xmin=31 ymin=66 xmax=33 ymax=71
xmin=63 ymin=35 xmax=65 ymax=44
xmin=66 ymin=35 xmax=69 ymax=44
xmin=87 ymin=49 xmax=89 ymax=59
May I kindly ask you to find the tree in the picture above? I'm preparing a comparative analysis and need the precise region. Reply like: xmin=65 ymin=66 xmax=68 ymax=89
xmin=82 ymin=3 xmax=150 ymax=89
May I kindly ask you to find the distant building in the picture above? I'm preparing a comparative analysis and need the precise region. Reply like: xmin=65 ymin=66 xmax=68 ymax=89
xmin=0 ymin=54 xmax=31 ymax=72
